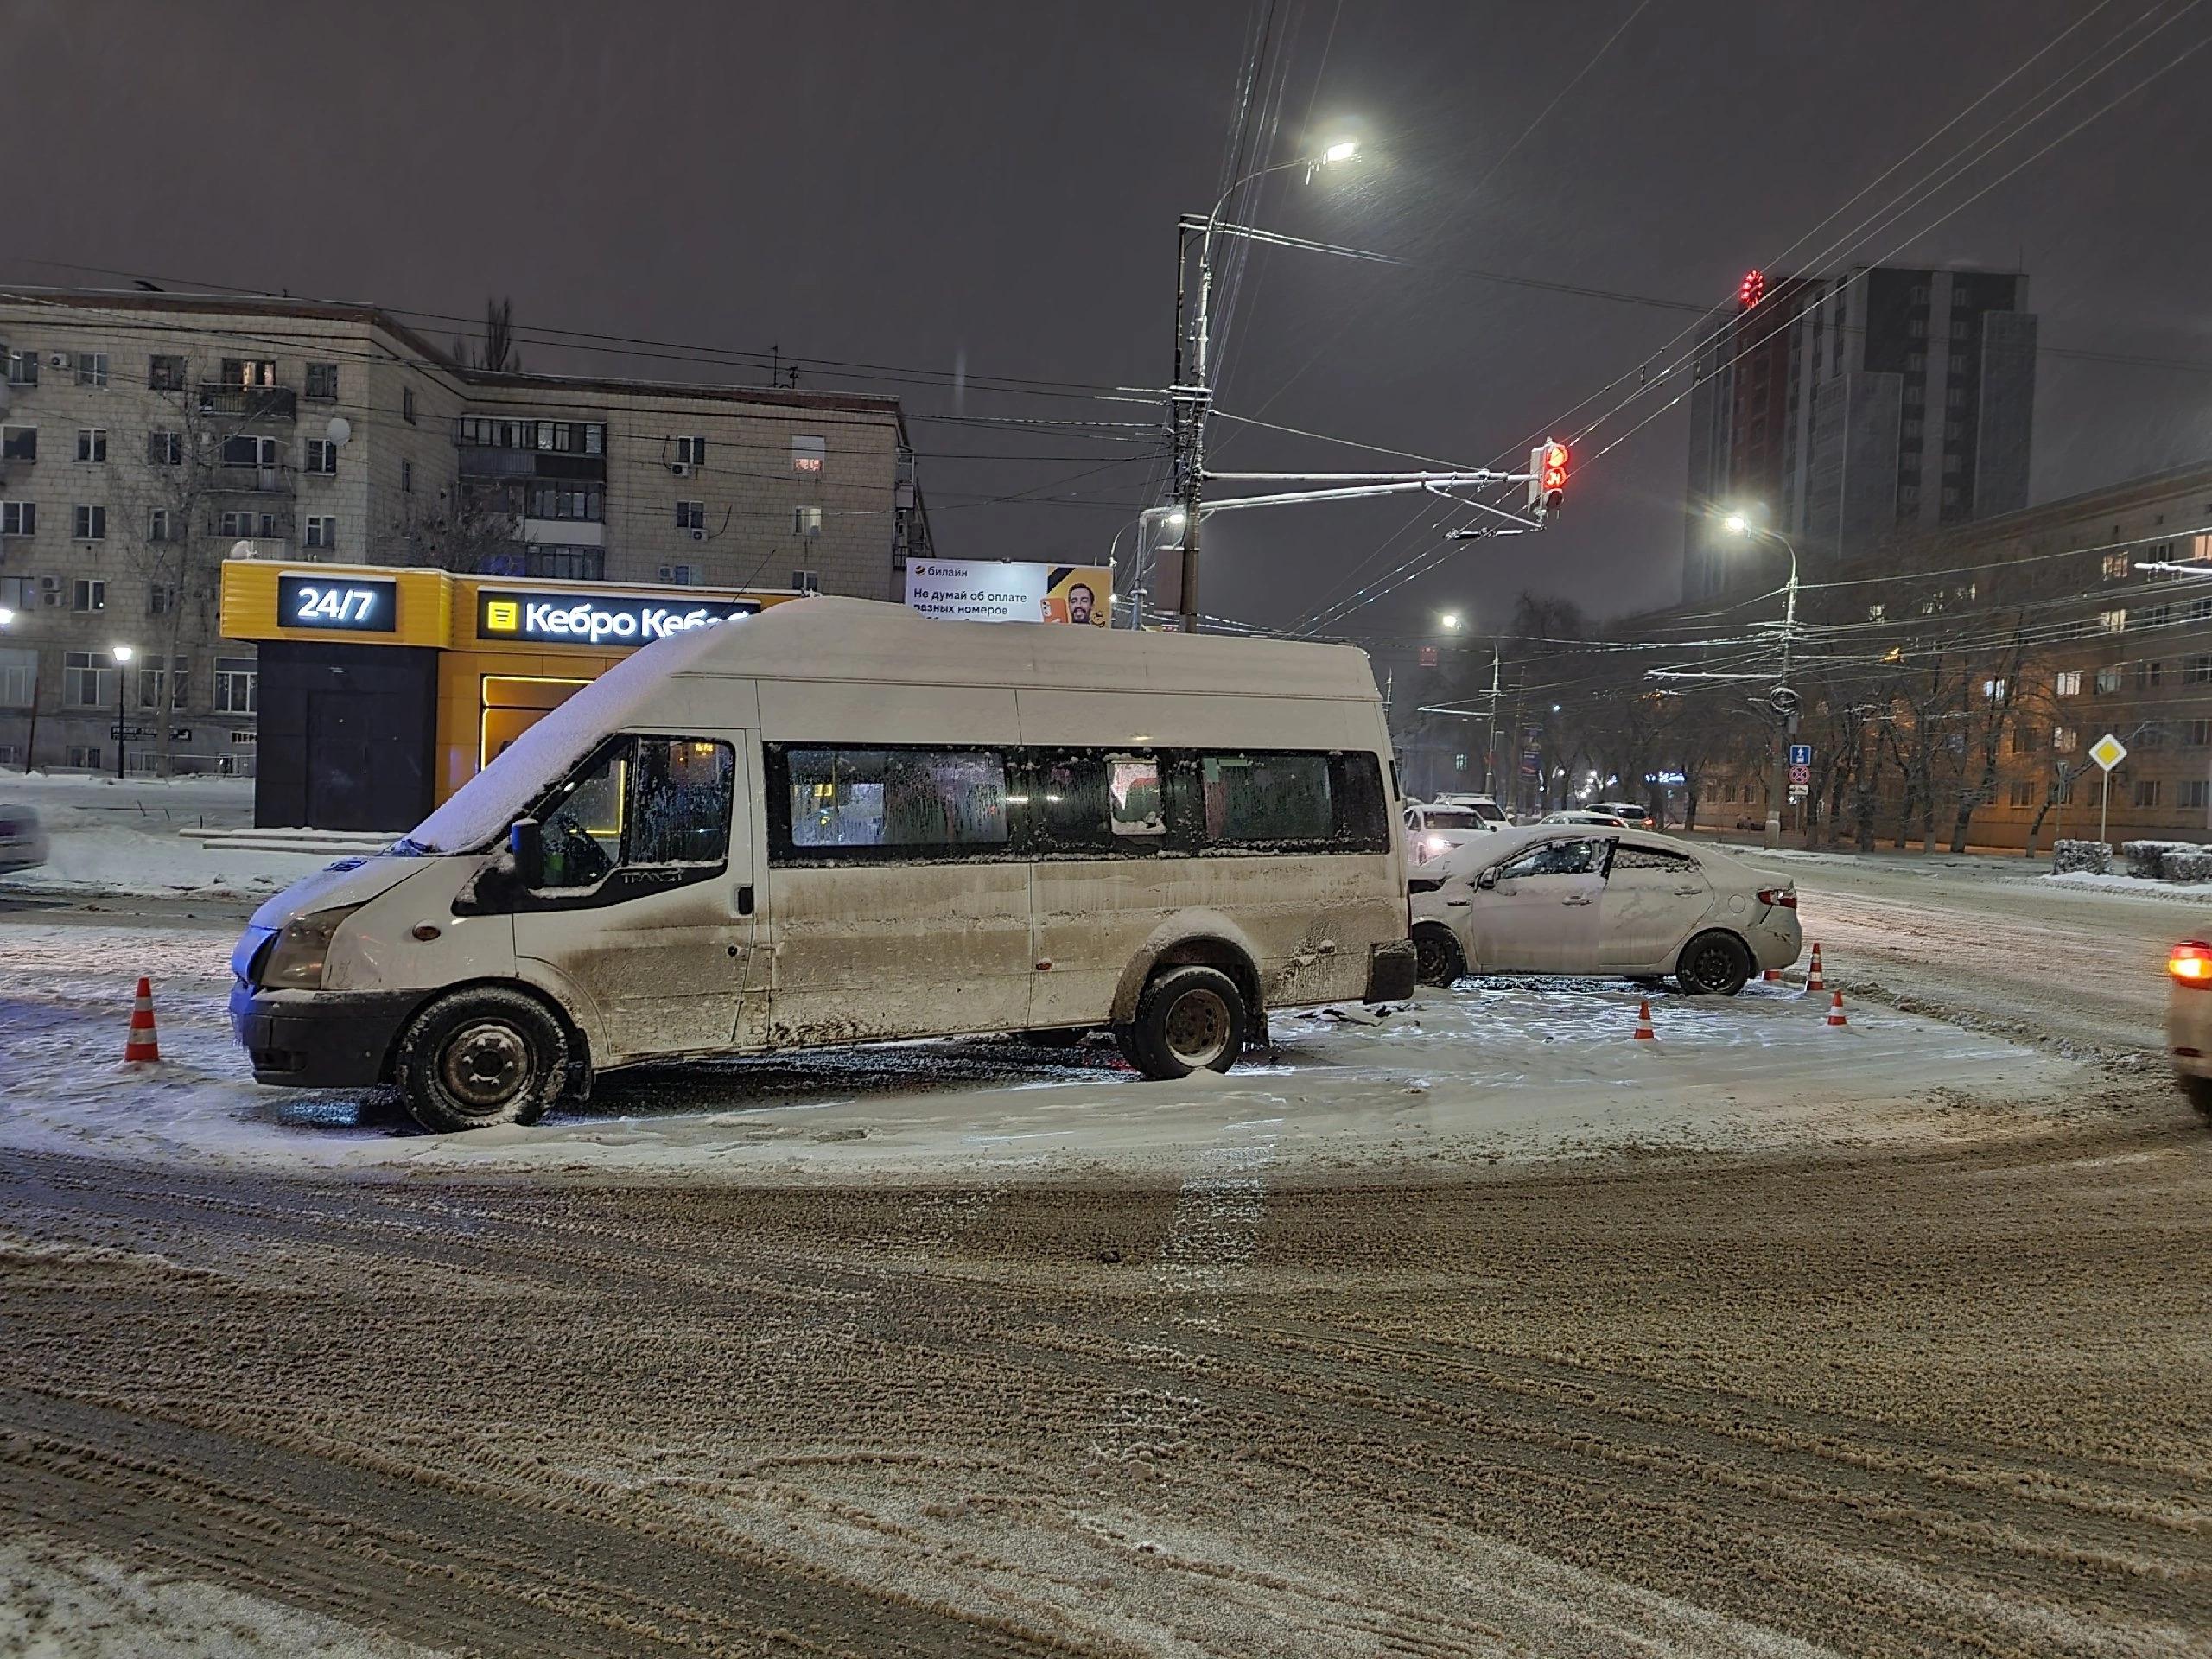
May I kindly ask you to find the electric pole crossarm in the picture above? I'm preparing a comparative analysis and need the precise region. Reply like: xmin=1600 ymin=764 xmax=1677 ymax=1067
xmin=1205 ymin=469 xmax=1522 ymax=486
xmin=1200 ymin=472 xmax=1528 ymax=514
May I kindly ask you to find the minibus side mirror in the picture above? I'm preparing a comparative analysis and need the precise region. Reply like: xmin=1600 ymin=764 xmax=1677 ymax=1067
xmin=1476 ymin=866 xmax=1500 ymax=892
xmin=509 ymin=818 xmax=543 ymax=887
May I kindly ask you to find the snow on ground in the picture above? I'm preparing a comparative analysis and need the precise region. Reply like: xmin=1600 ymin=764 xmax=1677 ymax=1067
xmin=0 ymin=772 xmax=327 ymax=898
xmin=0 ymin=915 xmax=2088 ymax=1185
xmin=0 ymin=1532 xmax=448 ymax=1658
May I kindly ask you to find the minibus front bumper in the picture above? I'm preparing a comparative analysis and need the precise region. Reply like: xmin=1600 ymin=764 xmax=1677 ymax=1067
xmin=229 ymin=982 xmax=421 ymax=1089
xmin=1365 ymin=938 xmax=1419 ymax=1004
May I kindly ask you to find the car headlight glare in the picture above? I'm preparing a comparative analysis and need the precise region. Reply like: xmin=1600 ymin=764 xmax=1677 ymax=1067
xmin=260 ymin=905 xmax=361 ymax=989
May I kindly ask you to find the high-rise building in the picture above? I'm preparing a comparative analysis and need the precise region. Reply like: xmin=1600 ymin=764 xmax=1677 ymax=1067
xmin=1684 ymin=265 xmax=2036 ymax=601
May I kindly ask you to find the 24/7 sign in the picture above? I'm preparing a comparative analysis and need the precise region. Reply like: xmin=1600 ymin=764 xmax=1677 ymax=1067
xmin=276 ymin=574 xmax=397 ymax=633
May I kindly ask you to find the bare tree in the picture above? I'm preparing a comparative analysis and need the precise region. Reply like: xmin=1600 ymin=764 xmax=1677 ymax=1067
xmin=453 ymin=296 xmax=523 ymax=374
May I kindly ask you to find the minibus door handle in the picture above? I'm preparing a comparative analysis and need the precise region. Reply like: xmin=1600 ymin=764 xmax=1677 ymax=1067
xmin=734 ymin=884 xmax=754 ymax=916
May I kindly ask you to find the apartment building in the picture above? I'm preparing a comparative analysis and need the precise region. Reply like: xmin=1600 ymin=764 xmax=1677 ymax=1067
xmin=0 ymin=289 xmax=933 ymax=773
xmin=1685 ymin=264 xmax=2037 ymax=601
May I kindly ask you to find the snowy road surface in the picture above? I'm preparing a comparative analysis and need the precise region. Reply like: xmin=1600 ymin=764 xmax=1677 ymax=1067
xmin=1 ymin=874 xmax=2207 ymax=1656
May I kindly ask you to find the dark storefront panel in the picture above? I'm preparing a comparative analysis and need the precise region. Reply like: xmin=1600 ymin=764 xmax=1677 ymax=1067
xmin=256 ymin=642 xmax=438 ymax=832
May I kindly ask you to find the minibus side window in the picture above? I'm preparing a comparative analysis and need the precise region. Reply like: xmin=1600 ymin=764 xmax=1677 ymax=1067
xmin=1009 ymin=749 xmax=1167 ymax=854
xmin=1199 ymin=753 xmax=1333 ymax=844
xmin=777 ymin=746 xmax=1008 ymax=861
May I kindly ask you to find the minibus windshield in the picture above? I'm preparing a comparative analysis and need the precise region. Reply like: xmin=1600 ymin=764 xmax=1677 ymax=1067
xmin=403 ymin=620 xmax=730 ymax=853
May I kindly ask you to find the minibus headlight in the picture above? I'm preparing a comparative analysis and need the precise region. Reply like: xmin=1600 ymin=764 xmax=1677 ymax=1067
xmin=259 ymin=905 xmax=362 ymax=990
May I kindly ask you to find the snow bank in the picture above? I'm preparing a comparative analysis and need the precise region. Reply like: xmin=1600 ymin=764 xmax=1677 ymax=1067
xmin=2041 ymin=870 xmax=2212 ymax=898
xmin=0 ymin=772 xmax=327 ymax=898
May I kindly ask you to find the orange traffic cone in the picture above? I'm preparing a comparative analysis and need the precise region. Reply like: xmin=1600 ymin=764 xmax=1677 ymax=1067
xmin=1762 ymin=968 xmax=1782 ymax=982
xmin=1806 ymin=943 xmax=1825 ymax=993
xmin=1826 ymin=988 xmax=1848 ymax=1027
xmin=124 ymin=976 xmax=161 ymax=1063
xmin=1633 ymin=998 xmax=1656 ymax=1040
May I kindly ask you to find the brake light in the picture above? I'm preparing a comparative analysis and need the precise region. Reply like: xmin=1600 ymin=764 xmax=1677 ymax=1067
xmin=2170 ymin=942 xmax=2212 ymax=985
xmin=1757 ymin=888 xmax=1798 ymax=910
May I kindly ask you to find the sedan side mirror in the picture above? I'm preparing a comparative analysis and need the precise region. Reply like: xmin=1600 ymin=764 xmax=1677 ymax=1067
xmin=509 ymin=817 xmax=543 ymax=887
xmin=1476 ymin=867 xmax=1500 ymax=891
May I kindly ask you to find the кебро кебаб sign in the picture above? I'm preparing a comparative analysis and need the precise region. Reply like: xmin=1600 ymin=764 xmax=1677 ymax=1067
xmin=476 ymin=590 xmax=760 ymax=647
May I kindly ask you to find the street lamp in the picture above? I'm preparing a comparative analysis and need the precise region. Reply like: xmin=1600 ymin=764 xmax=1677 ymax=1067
xmin=1438 ymin=611 xmax=1464 ymax=632
xmin=1170 ymin=137 xmax=1363 ymax=632
xmin=111 ymin=644 xmax=134 ymax=781
xmin=1107 ymin=505 xmax=1189 ymax=629
xmin=1722 ymin=512 xmax=1800 ymax=850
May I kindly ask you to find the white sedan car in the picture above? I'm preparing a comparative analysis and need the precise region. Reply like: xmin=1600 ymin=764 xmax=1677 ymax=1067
xmin=2166 ymin=940 xmax=2212 ymax=1122
xmin=1403 ymin=802 xmax=1494 ymax=866
xmin=0 ymin=803 xmax=48 ymax=875
xmin=1408 ymin=825 xmax=1802 ymax=995
xmin=1539 ymin=810 xmax=1629 ymax=827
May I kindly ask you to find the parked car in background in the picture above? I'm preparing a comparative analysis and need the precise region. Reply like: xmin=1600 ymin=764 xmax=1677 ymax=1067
xmin=1539 ymin=810 xmax=1629 ymax=827
xmin=1403 ymin=802 xmax=1493 ymax=865
xmin=1431 ymin=792 xmax=1511 ymax=828
xmin=2165 ymin=940 xmax=2212 ymax=1122
xmin=1588 ymin=800 xmax=1651 ymax=827
xmin=0 ymin=803 xmax=48 ymax=875
xmin=1408 ymin=824 xmax=1802 ymax=994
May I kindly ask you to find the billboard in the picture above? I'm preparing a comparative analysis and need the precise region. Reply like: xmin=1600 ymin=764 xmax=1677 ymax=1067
xmin=904 ymin=560 xmax=1112 ymax=626
xmin=475 ymin=589 xmax=760 ymax=647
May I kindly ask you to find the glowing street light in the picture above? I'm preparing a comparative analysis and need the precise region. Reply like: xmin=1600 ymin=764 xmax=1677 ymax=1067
xmin=1438 ymin=612 xmax=1464 ymax=632
xmin=111 ymin=645 xmax=136 ymax=781
xmin=1319 ymin=140 xmax=1358 ymax=165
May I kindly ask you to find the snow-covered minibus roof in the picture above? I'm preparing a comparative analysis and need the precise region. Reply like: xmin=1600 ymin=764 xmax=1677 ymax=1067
xmin=407 ymin=598 xmax=1385 ymax=853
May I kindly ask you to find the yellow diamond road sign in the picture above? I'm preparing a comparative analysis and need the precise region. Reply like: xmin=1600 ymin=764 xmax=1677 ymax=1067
xmin=2088 ymin=733 xmax=2127 ymax=772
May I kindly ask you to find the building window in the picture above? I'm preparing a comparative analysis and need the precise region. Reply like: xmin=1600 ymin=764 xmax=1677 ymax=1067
xmin=213 ymin=657 xmax=257 ymax=715
xmin=1981 ymin=677 xmax=2007 ymax=702
xmin=63 ymin=650 xmax=111 ymax=708
xmin=2187 ymin=655 xmax=2212 ymax=684
xmin=147 ymin=430 xmax=182 ymax=465
xmin=525 ymin=485 xmax=601 ymax=522
xmin=2190 ymin=719 xmax=2212 ymax=747
xmin=218 ymin=510 xmax=278 ymax=538
xmin=302 ymin=439 xmax=338 ymax=475
xmin=72 ymin=578 xmax=105 ymax=613
xmin=75 ymin=353 xmax=109 ymax=388
xmin=402 ymin=387 xmax=417 ymax=423
xmin=65 ymin=746 xmax=101 ymax=770
xmin=658 ymin=564 xmax=696 ymax=585
xmin=2180 ymin=778 xmax=2211 ymax=810
xmin=0 ymin=502 xmax=32 ymax=537
xmin=791 ymin=569 xmax=820 ymax=593
xmin=304 ymin=515 xmax=336 ymax=550
xmin=2190 ymin=597 xmax=2212 ymax=623
xmin=1898 ymin=485 xmax=1920 ymax=506
xmin=793 ymin=505 xmax=822 ymax=537
xmin=0 ymin=425 xmax=32 ymax=461
xmin=1908 ymin=317 xmax=1928 ymax=338
xmin=402 ymin=459 xmax=413 ymax=493
xmin=2055 ymin=670 xmax=2082 ymax=696
xmin=136 ymin=655 xmax=188 ymax=712
xmin=2134 ymin=779 xmax=2162 ymax=809
xmin=148 ymin=354 xmax=187 ymax=391
xmin=73 ymin=505 xmax=105 ymax=541
xmin=2100 ymin=608 xmax=2127 ymax=633
xmin=1866 ymin=602 xmax=1885 ymax=620
xmin=4 ymin=349 xmax=36 ymax=388
xmin=2135 ymin=660 xmax=2163 ymax=690
xmin=2139 ymin=604 xmax=2172 ymax=629
xmin=2007 ymin=779 xmax=2034 ymax=808
xmin=514 ymin=545 xmax=604 ymax=582
xmin=2053 ymin=726 xmax=2077 ymax=752
xmin=1903 ymin=383 xmax=1924 ymax=406
xmin=676 ymin=499 xmax=705 ymax=531
xmin=792 ymin=435 xmax=826 ymax=476
xmin=304 ymin=362 xmax=339 ymax=401
xmin=2095 ymin=666 xmax=2122 ymax=694
xmin=221 ymin=358 xmax=276 ymax=388
xmin=1901 ymin=419 xmax=1923 ymax=439
xmin=0 ymin=648 xmax=30 ymax=709
xmin=1941 ymin=486 xmax=1961 ymax=506
xmin=74 ymin=428 xmax=106 ymax=463
xmin=148 ymin=507 xmax=170 ymax=543
xmin=676 ymin=435 xmax=707 ymax=467
xmin=148 ymin=582 xmax=174 ymax=614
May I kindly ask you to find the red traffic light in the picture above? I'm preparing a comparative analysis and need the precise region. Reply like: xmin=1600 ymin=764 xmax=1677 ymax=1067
xmin=1528 ymin=440 xmax=1569 ymax=514
xmin=1738 ymin=269 xmax=1766 ymax=308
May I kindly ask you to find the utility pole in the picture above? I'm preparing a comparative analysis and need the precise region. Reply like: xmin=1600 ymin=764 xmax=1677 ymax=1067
xmin=1768 ymin=564 xmax=1798 ymax=849
xmin=1483 ymin=645 xmax=1502 ymax=796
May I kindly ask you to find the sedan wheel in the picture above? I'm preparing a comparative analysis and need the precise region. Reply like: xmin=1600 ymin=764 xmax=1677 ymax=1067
xmin=1412 ymin=923 xmax=1467 ymax=988
xmin=1675 ymin=930 xmax=1751 ymax=998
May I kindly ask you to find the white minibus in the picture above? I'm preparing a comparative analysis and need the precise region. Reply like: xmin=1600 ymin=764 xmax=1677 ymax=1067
xmin=231 ymin=598 xmax=1417 ymax=1132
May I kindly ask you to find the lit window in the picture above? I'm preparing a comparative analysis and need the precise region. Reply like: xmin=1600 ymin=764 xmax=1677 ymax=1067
xmin=793 ymin=505 xmax=822 ymax=537
xmin=2054 ymin=670 xmax=2082 ymax=697
xmin=792 ymin=435 xmax=826 ymax=476
xmin=2100 ymin=609 xmax=2126 ymax=633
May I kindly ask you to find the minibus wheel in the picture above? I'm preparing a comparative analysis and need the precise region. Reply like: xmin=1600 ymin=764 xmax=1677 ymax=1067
xmin=1128 ymin=964 xmax=1248 ymax=1079
xmin=393 ymin=987 xmax=571 ymax=1133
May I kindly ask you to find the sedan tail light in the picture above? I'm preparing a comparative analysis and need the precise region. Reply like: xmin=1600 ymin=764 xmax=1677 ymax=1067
xmin=1757 ymin=887 xmax=1798 ymax=910
xmin=2169 ymin=941 xmax=2212 ymax=986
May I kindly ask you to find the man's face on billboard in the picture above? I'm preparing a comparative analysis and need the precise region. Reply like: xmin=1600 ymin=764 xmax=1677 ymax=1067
xmin=1068 ymin=583 xmax=1094 ymax=624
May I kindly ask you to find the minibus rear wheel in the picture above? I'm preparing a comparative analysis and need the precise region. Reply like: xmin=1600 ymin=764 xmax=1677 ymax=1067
xmin=1126 ymin=964 xmax=1248 ymax=1079
xmin=393 ymin=986 xmax=572 ymax=1134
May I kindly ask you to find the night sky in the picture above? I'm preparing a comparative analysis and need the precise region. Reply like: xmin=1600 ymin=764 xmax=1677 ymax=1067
xmin=10 ymin=0 xmax=2209 ymax=646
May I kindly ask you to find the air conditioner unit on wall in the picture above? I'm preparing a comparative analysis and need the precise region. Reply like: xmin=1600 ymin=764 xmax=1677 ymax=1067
xmin=48 ymin=352 xmax=73 ymax=370
xmin=38 ymin=575 xmax=61 ymax=605
xmin=671 ymin=461 xmax=692 ymax=477
xmin=688 ymin=528 xmax=706 ymax=542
